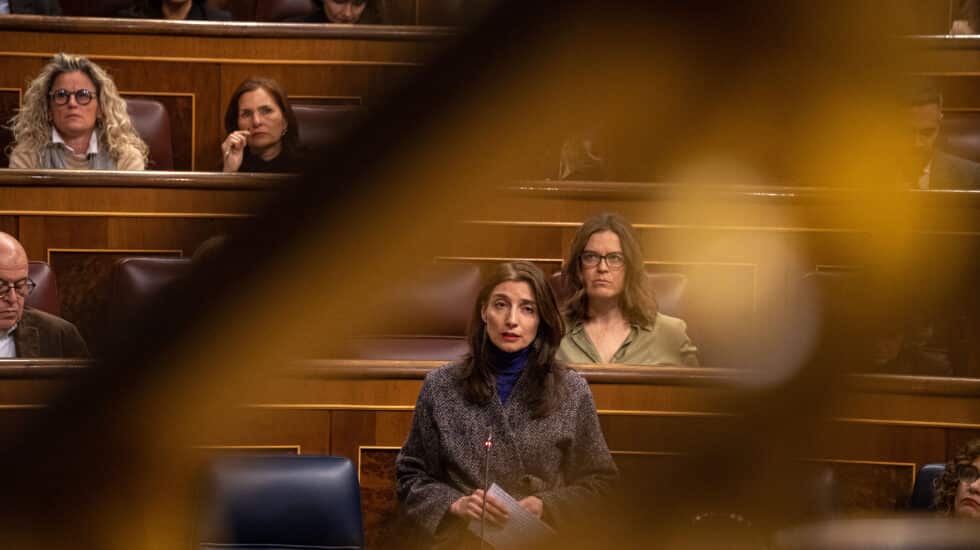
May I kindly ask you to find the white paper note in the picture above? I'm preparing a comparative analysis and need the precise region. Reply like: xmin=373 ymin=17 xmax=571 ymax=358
xmin=466 ymin=483 xmax=557 ymax=549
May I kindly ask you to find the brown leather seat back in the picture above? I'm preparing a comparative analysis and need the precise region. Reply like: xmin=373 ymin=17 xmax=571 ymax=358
xmin=26 ymin=261 xmax=60 ymax=316
xmin=255 ymin=0 xmax=317 ymax=21
xmin=126 ymin=98 xmax=174 ymax=170
xmin=292 ymin=104 xmax=365 ymax=153
xmin=341 ymin=262 xmax=482 ymax=361
xmin=106 ymin=257 xmax=192 ymax=326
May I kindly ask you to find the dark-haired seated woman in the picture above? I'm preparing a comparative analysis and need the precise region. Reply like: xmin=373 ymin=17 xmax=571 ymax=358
xmin=288 ymin=0 xmax=385 ymax=23
xmin=558 ymin=213 xmax=699 ymax=366
xmin=396 ymin=261 xmax=618 ymax=547
xmin=221 ymin=77 xmax=301 ymax=173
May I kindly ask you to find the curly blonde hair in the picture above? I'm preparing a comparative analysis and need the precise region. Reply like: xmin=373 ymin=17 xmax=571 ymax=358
xmin=6 ymin=53 xmax=148 ymax=165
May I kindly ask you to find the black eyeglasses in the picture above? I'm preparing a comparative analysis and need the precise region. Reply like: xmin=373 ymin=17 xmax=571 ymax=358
xmin=580 ymin=251 xmax=626 ymax=270
xmin=0 ymin=278 xmax=36 ymax=299
xmin=956 ymin=463 xmax=980 ymax=485
xmin=50 ymin=89 xmax=96 ymax=106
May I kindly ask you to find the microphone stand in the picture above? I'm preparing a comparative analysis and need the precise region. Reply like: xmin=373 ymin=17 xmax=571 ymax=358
xmin=480 ymin=427 xmax=493 ymax=550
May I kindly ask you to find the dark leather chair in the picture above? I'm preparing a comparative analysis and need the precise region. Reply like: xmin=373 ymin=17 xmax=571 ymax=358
xmin=125 ymin=98 xmax=174 ymax=170
xmin=198 ymin=455 xmax=364 ymax=549
xmin=343 ymin=262 xmax=481 ymax=361
xmin=908 ymin=463 xmax=945 ymax=511
xmin=941 ymin=112 xmax=980 ymax=164
xmin=105 ymin=257 xmax=192 ymax=327
xmin=292 ymin=104 xmax=365 ymax=153
xmin=255 ymin=0 xmax=317 ymax=21
xmin=548 ymin=270 xmax=688 ymax=317
xmin=26 ymin=261 xmax=60 ymax=316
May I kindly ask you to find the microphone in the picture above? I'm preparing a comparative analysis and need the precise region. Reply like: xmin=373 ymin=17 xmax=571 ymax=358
xmin=480 ymin=426 xmax=493 ymax=549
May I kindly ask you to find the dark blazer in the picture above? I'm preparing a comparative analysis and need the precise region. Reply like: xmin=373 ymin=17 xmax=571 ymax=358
xmin=930 ymin=151 xmax=980 ymax=189
xmin=9 ymin=0 xmax=62 ymax=14
xmin=14 ymin=307 xmax=89 ymax=358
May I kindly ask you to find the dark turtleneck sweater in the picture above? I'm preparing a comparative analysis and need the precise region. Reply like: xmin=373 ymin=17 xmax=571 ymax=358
xmin=490 ymin=344 xmax=531 ymax=405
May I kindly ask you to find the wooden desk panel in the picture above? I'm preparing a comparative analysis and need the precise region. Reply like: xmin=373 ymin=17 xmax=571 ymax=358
xmin=0 ymin=360 xmax=975 ymax=545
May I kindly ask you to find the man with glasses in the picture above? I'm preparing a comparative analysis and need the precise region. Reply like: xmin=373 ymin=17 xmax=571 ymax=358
xmin=901 ymin=85 xmax=980 ymax=189
xmin=0 ymin=232 xmax=87 ymax=358
xmin=934 ymin=439 xmax=980 ymax=518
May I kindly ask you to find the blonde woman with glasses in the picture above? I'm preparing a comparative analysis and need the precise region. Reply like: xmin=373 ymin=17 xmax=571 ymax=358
xmin=7 ymin=53 xmax=147 ymax=170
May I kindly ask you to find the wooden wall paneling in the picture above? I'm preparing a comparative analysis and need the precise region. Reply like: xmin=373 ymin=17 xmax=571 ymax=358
xmin=0 ymin=88 xmax=21 ymax=168
xmin=17 ymin=216 xmax=110 ymax=262
xmin=836 ymin=391 xmax=980 ymax=427
xmin=0 ymin=216 xmax=17 ymax=237
xmin=385 ymin=0 xmax=418 ymax=24
xmin=103 ymin=217 xmax=249 ymax=253
xmin=218 ymin=63 xmax=420 ymax=109
xmin=359 ymin=446 xmax=401 ymax=549
xmin=807 ymin=421 xmax=949 ymax=467
xmin=441 ymin=221 xmax=566 ymax=259
xmin=945 ymin=427 xmax=980 ymax=457
xmin=894 ymin=0 xmax=953 ymax=35
xmin=260 ymin=377 xmax=424 ymax=406
xmin=600 ymin=414 xmax=740 ymax=454
xmin=0 ymin=33 xmax=443 ymax=64
xmin=922 ymin=75 xmax=980 ymax=110
xmin=190 ymin=407 xmax=332 ymax=454
xmin=820 ymin=459 xmax=917 ymax=513
xmin=0 ymin=186 xmax=266 ymax=214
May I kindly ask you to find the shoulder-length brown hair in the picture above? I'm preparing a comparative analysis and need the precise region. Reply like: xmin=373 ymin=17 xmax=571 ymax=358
xmin=563 ymin=212 xmax=658 ymax=327
xmin=223 ymin=77 xmax=299 ymax=153
xmin=461 ymin=261 xmax=565 ymax=418
xmin=935 ymin=438 xmax=980 ymax=514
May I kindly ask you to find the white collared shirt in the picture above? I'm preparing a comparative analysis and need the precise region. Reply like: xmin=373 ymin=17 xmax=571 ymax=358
xmin=52 ymin=127 xmax=99 ymax=156
xmin=0 ymin=324 xmax=16 ymax=358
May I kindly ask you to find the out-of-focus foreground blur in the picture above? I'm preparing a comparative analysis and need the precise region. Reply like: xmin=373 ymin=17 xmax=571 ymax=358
xmin=0 ymin=1 xmax=980 ymax=548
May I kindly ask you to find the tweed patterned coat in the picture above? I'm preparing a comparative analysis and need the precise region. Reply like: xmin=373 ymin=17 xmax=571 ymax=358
xmin=396 ymin=362 xmax=618 ymax=546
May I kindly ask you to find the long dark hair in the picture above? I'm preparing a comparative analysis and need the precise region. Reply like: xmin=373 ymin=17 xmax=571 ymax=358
xmin=563 ymin=212 xmax=658 ymax=326
xmin=223 ymin=77 xmax=300 ymax=153
xmin=461 ymin=261 xmax=565 ymax=418
xmin=935 ymin=438 xmax=980 ymax=514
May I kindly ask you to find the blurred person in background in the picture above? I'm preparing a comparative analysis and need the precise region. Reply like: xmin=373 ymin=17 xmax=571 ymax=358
xmin=899 ymin=84 xmax=980 ymax=189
